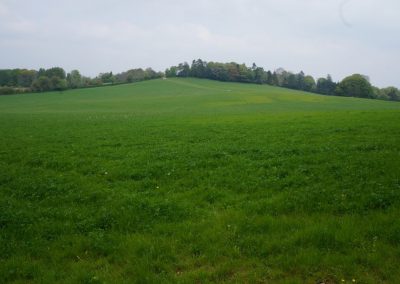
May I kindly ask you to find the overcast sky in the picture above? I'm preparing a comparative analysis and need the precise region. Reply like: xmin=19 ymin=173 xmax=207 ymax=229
xmin=0 ymin=0 xmax=399 ymax=87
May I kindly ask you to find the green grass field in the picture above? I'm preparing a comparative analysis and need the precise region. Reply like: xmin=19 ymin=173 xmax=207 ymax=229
xmin=1 ymin=78 xmax=400 ymax=283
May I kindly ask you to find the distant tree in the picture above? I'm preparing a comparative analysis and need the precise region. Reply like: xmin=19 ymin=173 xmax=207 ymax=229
xmin=316 ymin=75 xmax=337 ymax=95
xmin=126 ymin=74 xmax=134 ymax=83
xmin=284 ymin=73 xmax=297 ymax=89
xmin=190 ymin=59 xmax=207 ymax=78
xmin=38 ymin=68 xmax=46 ymax=77
xmin=51 ymin=76 xmax=67 ymax=91
xmin=67 ymin=70 xmax=82 ymax=88
xmin=81 ymin=76 xmax=94 ymax=87
xmin=177 ymin=62 xmax=190 ymax=77
xmin=275 ymin=68 xmax=288 ymax=86
xmin=144 ymin=68 xmax=154 ymax=80
xmin=226 ymin=63 xmax=240 ymax=81
xmin=237 ymin=63 xmax=253 ymax=82
xmin=336 ymin=74 xmax=374 ymax=98
xmin=17 ymin=69 xmax=37 ymax=88
xmin=144 ymin=68 xmax=161 ymax=80
xmin=0 ymin=71 xmax=8 ymax=86
xmin=297 ymin=71 xmax=306 ymax=90
xmin=303 ymin=75 xmax=316 ymax=92
xmin=99 ymin=72 xmax=115 ymax=84
xmin=266 ymin=71 xmax=273 ymax=85
xmin=270 ymin=72 xmax=279 ymax=86
xmin=0 ymin=69 xmax=36 ymax=87
xmin=253 ymin=66 xmax=267 ymax=84
xmin=3 ymin=59 xmax=396 ymax=102
xmin=380 ymin=87 xmax=400 ymax=101
xmin=90 ymin=77 xmax=103 ymax=86
xmin=165 ymin=66 xmax=178 ymax=77
xmin=372 ymin=86 xmax=384 ymax=100
xmin=0 ymin=70 xmax=11 ymax=86
xmin=125 ymin=69 xmax=145 ymax=82
xmin=45 ymin=67 xmax=66 ymax=80
xmin=31 ymin=76 xmax=52 ymax=92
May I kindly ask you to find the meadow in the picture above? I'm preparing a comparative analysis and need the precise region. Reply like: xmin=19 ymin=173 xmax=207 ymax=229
xmin=1 ymin=78 xmax=400 ymax=283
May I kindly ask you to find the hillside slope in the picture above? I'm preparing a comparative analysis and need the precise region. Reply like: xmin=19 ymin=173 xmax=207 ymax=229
xmin=0 ymin=78 xmax=399 ymax=114
xmin=1 ymin=78 xmax=400 ymax=283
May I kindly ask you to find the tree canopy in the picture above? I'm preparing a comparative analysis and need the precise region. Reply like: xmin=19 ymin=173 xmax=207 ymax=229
xmin=335 ymin=74 xmax=374 ymax=99
xmin=0 ymin=60 xmax=398 ymax=102
xmin=164 ymin=60 xmax=398 ymax=101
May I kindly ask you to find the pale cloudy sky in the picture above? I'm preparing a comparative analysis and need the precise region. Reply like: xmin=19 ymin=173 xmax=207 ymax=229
xmin=0 ymin=0 xmax=399 ymax=87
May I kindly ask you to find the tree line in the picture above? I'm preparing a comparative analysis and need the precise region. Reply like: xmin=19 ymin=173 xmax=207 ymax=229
xmin=1 ymin=60 xmax=399 ymax=101
xmin=0 ymin=67 xmax=163 ymax=95
xmin=166 ymin=59 xmax=400 ymax=101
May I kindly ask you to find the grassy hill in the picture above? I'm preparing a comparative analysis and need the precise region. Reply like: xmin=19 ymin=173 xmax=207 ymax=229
xmin=1 ymin=78 xmax=400 ymax=283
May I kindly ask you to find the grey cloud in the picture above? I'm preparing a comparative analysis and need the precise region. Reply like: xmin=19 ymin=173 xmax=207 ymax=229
xmin=0 ymin=0 xmax=399 ymax=87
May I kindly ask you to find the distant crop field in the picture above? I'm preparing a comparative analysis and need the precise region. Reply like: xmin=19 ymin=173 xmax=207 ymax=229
xmin=1 ymin=78 xmax=400 ymax=283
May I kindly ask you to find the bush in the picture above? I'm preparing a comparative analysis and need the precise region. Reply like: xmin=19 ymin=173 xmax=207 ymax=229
xmin=0 ymin=87 xmax=15 ymax=95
